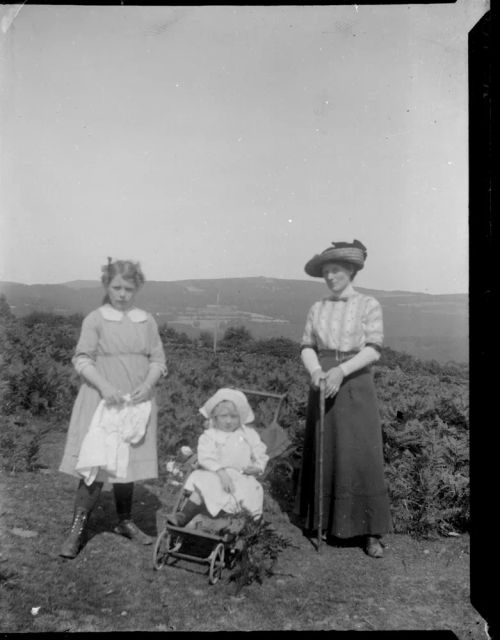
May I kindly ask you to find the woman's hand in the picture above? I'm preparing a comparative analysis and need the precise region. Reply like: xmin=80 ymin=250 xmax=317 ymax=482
xmin=243 ymin=465 xmax=262 ymax=476
xmin=311 ymin=368 xmax=325 ymax=389
xmin=216 ymin=468 xmax=235 ymax=493
xmin=324 ymin=366 xmax=345 ymax=398
xmin=100 ymin=382 xmax=124 ymax=406
xmin=130 ymin=382 xmax=152 ymax=404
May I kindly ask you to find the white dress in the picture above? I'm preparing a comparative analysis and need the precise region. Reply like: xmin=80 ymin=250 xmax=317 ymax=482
xmin=184 ymin=425 xmax=269 ymax=518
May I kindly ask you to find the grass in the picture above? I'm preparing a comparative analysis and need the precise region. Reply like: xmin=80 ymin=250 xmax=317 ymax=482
xmin=0 ymin=461 xmax=483 ymax=636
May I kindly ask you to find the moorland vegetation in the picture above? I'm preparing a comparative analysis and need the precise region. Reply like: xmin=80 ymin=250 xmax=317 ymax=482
xmin=0 ymin=295 xmax=469 ymax=539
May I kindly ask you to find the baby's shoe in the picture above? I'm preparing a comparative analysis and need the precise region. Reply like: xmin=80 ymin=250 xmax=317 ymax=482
xmin=167 ymin=500 xmax=202 ymax=528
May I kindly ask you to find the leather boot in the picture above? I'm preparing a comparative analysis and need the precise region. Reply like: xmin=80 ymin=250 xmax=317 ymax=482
xmin=364 ymin=535 xmax=384 ymax=558
xmin=59 ymin=508 xmax=89 ymax=559
xmin=114 ymin=519 xmax=153 ymax=545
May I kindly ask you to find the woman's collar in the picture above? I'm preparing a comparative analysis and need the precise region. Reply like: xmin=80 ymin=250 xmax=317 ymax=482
xmin=99 ymin=304 xmax=148 ymax=322
xmin=325 ymin=283 xmax=357 ymax=301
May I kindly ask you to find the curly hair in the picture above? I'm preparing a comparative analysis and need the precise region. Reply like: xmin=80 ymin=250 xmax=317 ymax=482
xmin=100 ymin=258 xmax=145 ymax=304
xmin=101 ymin=258 xmax=145 ymax=288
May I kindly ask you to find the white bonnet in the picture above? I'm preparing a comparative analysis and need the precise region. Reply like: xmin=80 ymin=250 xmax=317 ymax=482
xmin=199 ymin=388 xmax=255 ymax=425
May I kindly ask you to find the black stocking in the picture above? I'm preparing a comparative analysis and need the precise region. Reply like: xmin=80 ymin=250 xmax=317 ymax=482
xmin=113 ymin=482 xmax=134 ymax=522
xmin=74 ymin=479 xmax=103 ymax=512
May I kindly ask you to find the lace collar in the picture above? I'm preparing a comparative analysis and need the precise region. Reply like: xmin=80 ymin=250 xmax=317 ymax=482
xmin=99 ymin=304 xmax=148 ymax=322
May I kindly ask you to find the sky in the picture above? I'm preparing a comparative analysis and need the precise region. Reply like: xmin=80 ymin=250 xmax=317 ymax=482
xmin=0 ymin=2 xmax=488 ymax=294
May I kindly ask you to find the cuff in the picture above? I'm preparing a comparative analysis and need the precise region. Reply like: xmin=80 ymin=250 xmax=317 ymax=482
xmin=148 ymin=362 xmax=168 ymax=377
xmin=74 ymin=360 xmax=95 ymax=376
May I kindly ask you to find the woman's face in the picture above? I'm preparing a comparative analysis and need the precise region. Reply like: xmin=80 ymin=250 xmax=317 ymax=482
xmin=322 ymin=261 xmax=354 ymax=295
xmin=212 ymin=401 xmax=241 ymax=432
xmin=106 ymin=274 xmax=138 ymax=311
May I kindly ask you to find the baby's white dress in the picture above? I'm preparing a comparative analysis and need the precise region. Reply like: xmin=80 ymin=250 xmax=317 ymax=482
xmin=184 ymin=425 xmax=269 ymax=518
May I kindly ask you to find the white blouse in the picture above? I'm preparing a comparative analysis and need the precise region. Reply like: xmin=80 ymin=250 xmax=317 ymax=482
xmin=301 ymin=285 xmax=384 ymax=353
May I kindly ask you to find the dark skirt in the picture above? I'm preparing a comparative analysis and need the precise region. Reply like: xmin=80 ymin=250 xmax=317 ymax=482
xmin=295 ymin=353 xmax=392 ymax=538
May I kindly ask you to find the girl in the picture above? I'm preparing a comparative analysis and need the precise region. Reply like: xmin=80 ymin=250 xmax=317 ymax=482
xmin=59 ymin=259 xmax=167 ymax=558
xmin=169 ymin=388 xmax=269 ymax=526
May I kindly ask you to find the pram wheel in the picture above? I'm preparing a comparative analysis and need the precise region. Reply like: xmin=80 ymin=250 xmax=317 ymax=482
xmin=208 ymin=542 xmax=225 ymax=585
xmin=153 ymin=530 xmax=182 ymax=571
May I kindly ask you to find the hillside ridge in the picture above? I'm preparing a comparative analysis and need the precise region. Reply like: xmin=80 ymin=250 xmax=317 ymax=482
xmin=0 ymin=278 xmax=468 ymax=364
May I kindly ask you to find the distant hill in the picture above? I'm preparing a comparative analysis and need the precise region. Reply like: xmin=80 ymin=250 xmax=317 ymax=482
xmin=0 ymin=278 xmax=468 ymax=364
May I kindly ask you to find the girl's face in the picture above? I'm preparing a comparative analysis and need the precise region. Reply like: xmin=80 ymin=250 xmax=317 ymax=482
xmin=106 ymin=274 xmax=138 ymax=311
xmin=212 ymin=401 xmax=241 ymax=432
xmin=322 ymin=261 xmax=354 ymax=295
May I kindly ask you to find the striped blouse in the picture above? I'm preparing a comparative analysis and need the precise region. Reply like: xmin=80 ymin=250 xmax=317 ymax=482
xmin=300 ymin=285 xmax=384 ymax=353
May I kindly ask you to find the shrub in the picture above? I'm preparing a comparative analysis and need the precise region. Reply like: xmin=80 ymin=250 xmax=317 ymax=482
xmin=384 ymin=417 xmax=469 ymax=537
xmin=0 ymin=411 xmax=57 ymax=473
xmin=0 ymin=309 xmax=469 ymax=538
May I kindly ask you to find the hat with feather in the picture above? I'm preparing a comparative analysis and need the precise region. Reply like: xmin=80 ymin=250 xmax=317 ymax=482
xmin=304 ymin=239 xmax=368 ymax=277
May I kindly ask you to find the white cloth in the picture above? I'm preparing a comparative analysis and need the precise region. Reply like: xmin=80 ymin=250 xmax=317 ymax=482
xmin=75 ymin=396 xmax=152 ymax=485
xmin=184 ymin=425 xmax=269 ymax=518
xmin=199 ymin=388 xmax=255 ymax=425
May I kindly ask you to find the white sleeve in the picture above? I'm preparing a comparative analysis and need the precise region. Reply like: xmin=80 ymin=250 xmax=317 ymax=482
xmin=339 ymin=346 xmax=380 ymax=377
xmin=362 ymin=297 xmax=384 ymax=348
xmin=300 ymin=303 xmax=318 ymax=349
xmin=245 ymin=427 xmax=270 ymax=473
xmin=301 ymin=347 xmax=322 ymax=376
xmin=197 ymin=431 xmax=222 ymax=472
xmin=300 ymin=303 xmax=322 ymax=377
xmin=72 ymin=312 xmax=99 ymax=375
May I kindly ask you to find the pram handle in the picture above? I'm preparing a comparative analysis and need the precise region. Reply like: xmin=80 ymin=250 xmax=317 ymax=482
xmin=234 ymin=387 xmax=287 ymax=425
xmin=235 ymin=388 xmax=286 ymax=400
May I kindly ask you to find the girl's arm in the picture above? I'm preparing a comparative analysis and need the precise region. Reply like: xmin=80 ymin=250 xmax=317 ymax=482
xmin=79 ymin=366 xmax=123 ymax=405
xmin=73 ymin=313 xmax=123 ymax=405
xmin=147 ymin=314 xmax=168 ymax=378
xmin=131 ymin=315 xmax=168 ymax=404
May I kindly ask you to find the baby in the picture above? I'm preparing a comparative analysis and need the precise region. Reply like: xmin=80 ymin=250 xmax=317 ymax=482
xmin=168 ymin=388 xmax=269 ymax=527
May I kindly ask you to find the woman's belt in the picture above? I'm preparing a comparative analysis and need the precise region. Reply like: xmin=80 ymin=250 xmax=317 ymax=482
xmin=318 ymin=349 xmax=360 ymax=363
xmin=97 ymin=353 xmax=148 ymax=358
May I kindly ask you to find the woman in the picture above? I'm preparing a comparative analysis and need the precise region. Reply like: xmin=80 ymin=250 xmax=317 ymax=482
xmin=59 ymin=259 xmax=167 ymax=558
xmin=295 ymin=239 xmax=392 ymax=558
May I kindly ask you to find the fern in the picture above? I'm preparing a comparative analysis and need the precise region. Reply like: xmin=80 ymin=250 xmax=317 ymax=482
xmin=226 ymin=516 xmax=293 ymax=593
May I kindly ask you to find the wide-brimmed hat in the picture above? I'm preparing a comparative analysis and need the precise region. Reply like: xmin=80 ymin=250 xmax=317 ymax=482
xmin=304 ymin=239 xmax=367 ymax=277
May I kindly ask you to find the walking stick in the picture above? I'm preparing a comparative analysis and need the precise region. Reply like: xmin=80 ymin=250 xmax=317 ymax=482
xmin=316 ymin=378 xmax=326 ymax=552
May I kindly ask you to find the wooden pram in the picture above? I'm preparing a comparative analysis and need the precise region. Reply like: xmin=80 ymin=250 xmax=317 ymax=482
xmin=152 ymin=388 xmax=293 ymax=584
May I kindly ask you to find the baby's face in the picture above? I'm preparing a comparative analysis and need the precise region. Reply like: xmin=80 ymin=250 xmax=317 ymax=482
xmin=212 ymin=401 xmax=241 ymax=432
